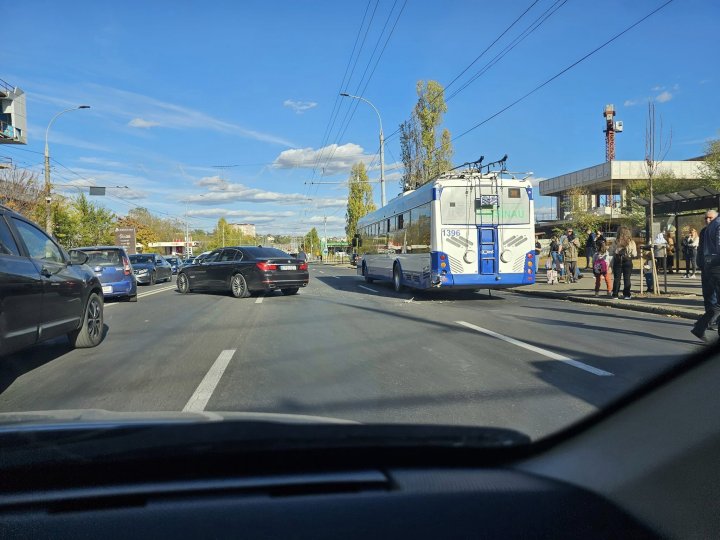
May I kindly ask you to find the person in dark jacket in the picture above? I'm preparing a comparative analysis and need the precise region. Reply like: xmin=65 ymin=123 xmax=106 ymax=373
xmin=585 ymin=228 xmax=596 ymax=270
xmin=691 ymin=210 xmax=720 ymax=341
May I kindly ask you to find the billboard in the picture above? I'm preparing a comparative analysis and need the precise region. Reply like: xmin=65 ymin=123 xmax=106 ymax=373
xmin=115 ymin=228 xmax=137 ymax=255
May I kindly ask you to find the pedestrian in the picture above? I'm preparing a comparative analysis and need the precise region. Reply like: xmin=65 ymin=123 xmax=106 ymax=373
xmin=549 ymin=236 xmax=563 ymax=280
xmin=611 ymin=226 xmax=638 ymax=299
xmin=691 ymin=210 xmax=720 ymax=341
xmin=594 ymin=229 xmax=605 ymax=251
xmin=665 ymin=230 xmax=676 ymax=274
xmin=585 ymin=228 xmax=596 ymax=270
xmin=592 ymin=240 xmax=613 ymax=297
xmin=562 ymin=227 xmax=580 ymax=283
xmin=534 ymin=238 xmax=541 ymax=274
xmin=682 ymin=228 xmax=699 ymax=279
xmin=653 ymin=231 xmax=667 ymax=273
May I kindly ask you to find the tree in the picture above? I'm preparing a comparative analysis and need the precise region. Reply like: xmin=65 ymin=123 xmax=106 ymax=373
xmin=399 ymin=80 xmax=454 ymax=190
xmin=305 ymin=227 xmax=321 ymax=257
xmin=700 ymin=137 xmax=720 ymax=185
xmin=345 ymin=161 xmax=376 ymax=240
xmin=559 ymin=186 xmax=607 ymax=248
xmin=0 ymin=166 xmax=43 ymax=217
xmin=68 ymin=193 xmax=116 ymax=247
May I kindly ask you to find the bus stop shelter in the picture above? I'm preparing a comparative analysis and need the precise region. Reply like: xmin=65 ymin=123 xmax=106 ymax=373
xmin=634 ymin=187 xmax=720 ymax=271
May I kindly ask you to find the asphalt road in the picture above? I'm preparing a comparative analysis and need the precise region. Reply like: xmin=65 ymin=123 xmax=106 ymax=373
xmin=0 ymin=265 xmax=703 ymax=440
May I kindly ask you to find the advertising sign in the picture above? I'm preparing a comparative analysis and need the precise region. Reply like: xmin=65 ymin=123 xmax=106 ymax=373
xmin=115 ymin=228 xmax=137 ymax=255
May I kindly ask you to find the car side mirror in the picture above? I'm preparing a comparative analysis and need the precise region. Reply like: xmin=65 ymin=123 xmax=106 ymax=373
xmin=68 ymin=250 xmax=89 ymax=266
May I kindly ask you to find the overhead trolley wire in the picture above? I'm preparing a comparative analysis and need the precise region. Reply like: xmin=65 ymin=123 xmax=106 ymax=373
xmin=451 ymin=0 xmax=676 ymax=144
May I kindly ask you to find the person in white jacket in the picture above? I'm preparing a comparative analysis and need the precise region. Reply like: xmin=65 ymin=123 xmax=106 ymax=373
xmin=682 ymin=228 xmax=700 ymax=278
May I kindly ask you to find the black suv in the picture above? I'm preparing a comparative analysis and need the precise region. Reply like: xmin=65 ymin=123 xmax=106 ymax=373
xmin=0 ymin=205 xmax=105 ymax=356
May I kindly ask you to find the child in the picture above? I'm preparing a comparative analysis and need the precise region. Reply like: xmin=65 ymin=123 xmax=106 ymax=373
xmin=546 ymin=258 xmax=558 ymax=284
xmin=592 ymin=241 xmax=612 ymax=297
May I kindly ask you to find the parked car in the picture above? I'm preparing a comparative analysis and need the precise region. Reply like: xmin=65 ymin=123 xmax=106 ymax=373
xmin=165 ymin=256 xmax=182 ymax=275
xmin=0 ymin=204 xmax=105 ymax=356
xmin=177 ymin=246 xmax=309 ymax=298
xmin=75 ymin=246 xmax=137 ymax=302
xmin=128 ymin=253 xmax=173 ymax=285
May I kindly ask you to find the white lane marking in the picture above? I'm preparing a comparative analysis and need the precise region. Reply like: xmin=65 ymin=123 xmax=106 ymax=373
xmin=255 ymin=296 xmax=264 ymax=304
xmin=183 ymin=349 xmax=237 ymax=412
xmin=358 ymin=285 xmax=378 ymax=293
xmin=455 ymin=321 xmax=614 ymax=377
xmin=333 ymin=276 xmax=341 ymax=279
xmin=104 ymin=286 xmax=175 ymax=308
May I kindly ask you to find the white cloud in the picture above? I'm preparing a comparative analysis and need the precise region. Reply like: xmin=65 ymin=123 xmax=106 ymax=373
xmin=31 ymin=83 xmax=296 ymax=147
xmin=272 ymin=143 xmax=376 ymax=175
xmin=128 ymin=117 xmax=161 ymax=128
xmin=307 ymin=215 xmax=345 ymax=225
xmin=655 ymin=91 xmax=673 ymax=103
xmin=190 ymin=176 xmax=310 ymax=205
xmin=283 ymin=99 xmax=318 ymax=114
xmin=624 ymin=99 xmax=640 ymax=107
xmin=651 ymin=85 xmax=665 ymax=92
xmin=77 ymin=157 xmax=126 ymax=168
xmin=187 ymin=209 xmax=296 ymax=222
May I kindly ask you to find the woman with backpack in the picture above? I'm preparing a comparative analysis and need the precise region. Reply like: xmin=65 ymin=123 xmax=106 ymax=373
xmin=592 ymin=240 xmax=612 ymax=297
xmin=611 ymin=226 xmax=638 ymax=299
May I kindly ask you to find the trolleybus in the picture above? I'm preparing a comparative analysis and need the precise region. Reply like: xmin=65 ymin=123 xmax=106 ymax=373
xmin=356 ymin=159 xmax=536 ymax=291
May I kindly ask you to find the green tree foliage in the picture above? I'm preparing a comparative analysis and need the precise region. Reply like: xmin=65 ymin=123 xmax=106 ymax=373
xmin=700 ymin=137 xmax=720 ymax=185
xmin=304 ymin=227 xmax=321 ymax=257
xmin=559 ymin=186 xmax=610 ymax=248
xmin=399 ymin=80 xmax=454 ymax=190
xmin=67 ymin=193 xmax=116 ymax=247
xmin=345 ymin=161 xmax=376 ymax=240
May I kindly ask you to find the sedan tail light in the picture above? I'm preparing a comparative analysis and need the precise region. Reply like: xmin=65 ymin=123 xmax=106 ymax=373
xmin=122 ymin=256 xmax=132 ymax=276
xmin=299 ymin=262 xmax=308 ymax=271
xmin=256 ymin=262 xmax=278 ymax=271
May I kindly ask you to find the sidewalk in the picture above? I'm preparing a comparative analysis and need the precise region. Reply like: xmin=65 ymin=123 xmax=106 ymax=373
xmin=514 ymin=267 xmax=705 ymax=320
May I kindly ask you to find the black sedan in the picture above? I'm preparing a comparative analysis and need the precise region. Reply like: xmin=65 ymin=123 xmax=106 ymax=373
xmin=177 ymin=246 xmax=309 ymax=298
xmin=0 ymin=204 xmax=104 ymax=356
xmin=128 ymin=253 xmax=173 ymax=285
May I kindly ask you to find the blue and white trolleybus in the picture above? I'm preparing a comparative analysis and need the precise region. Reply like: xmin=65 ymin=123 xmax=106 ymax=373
xmin=356 ymin=160 xmax=536 ymax=291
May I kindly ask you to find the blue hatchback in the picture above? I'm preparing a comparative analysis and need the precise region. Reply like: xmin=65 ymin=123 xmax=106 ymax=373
xmin=76 ymin=246 xmax=138 ymax=302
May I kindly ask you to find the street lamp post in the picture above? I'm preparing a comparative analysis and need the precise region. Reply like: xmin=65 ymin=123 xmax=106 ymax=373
xmin=340 ymin=93 xmax=385 ymax=207
xmin=44 ymin=105 xmax=90 ymax=235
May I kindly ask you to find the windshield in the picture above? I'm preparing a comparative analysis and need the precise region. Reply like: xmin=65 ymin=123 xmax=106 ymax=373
xmin=242 ymin=247 xmax=291 ymax=259
xmin=0 ymin=1 xmax=717 ymax=446
xmin=129 ymin=255 xmax=154 ymax=264
xmin=82 ymin=249 xmax=123 ymax=267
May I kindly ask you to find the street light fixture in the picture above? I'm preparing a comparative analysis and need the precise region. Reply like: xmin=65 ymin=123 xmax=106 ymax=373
xmin=340 ymin=92 xmax=385 ymax=207
xmin=44 ymin=105 xmax=91 ymax=235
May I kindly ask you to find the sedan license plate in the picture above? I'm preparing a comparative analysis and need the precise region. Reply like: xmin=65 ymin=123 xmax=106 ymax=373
xmin=102 ymin=285 xmax=113 ymax=294
xmin=279 ymin=265 xmax=297 ymax=271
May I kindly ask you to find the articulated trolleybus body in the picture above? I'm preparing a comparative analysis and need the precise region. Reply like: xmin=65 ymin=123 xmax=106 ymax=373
xmin=356 ymin=164 xmax=536 ymax=291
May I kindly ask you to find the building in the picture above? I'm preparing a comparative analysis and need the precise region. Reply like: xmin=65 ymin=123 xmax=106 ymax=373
xmin=230 ymin=223 xmax=256 ymax=237
xmin=539 ymin=159 xmax=705 ymax=221
xmin=0 ymin=80 xmax=27 ymax=145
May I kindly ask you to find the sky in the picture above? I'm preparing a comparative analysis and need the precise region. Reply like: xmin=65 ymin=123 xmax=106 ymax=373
xmin=2 ymin=0 xmax=718 ymax=237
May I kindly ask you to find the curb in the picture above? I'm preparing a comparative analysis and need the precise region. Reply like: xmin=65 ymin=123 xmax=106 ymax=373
xmin=511 ymin=289 xmax=701 ymax=320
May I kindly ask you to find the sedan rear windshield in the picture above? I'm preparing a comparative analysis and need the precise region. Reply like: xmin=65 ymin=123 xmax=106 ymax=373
xmin=83 ymin=250 xmax=123 ymax=266
xmin=242 ymin=247 xmax=290 ymax=259
xmin=130 ymin=255 xmax=154 ymax=264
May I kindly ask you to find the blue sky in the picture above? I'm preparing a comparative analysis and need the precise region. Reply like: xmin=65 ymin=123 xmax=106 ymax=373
xmin=2 ymin=0 xmax=718 ymax=237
